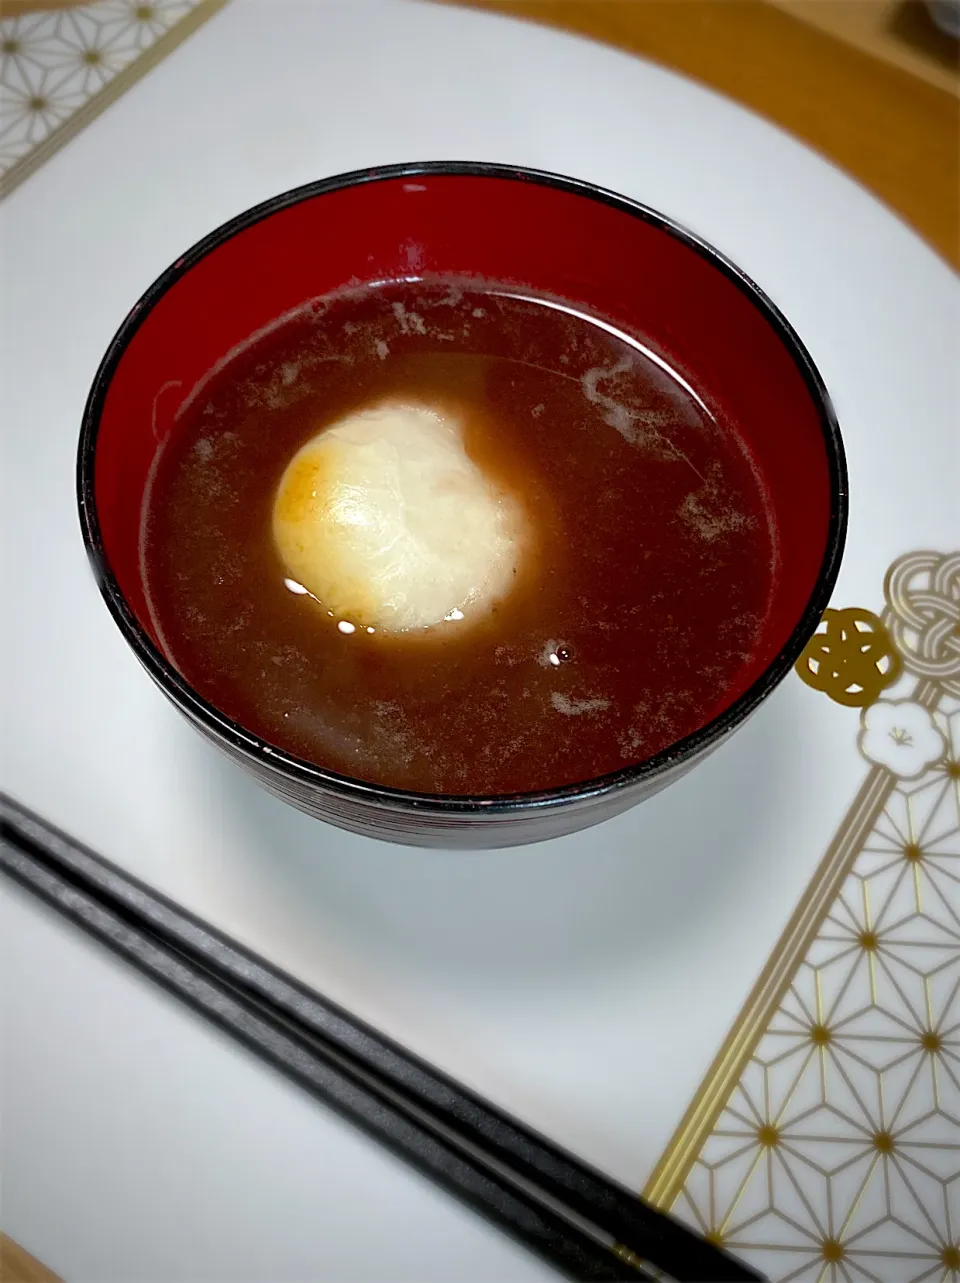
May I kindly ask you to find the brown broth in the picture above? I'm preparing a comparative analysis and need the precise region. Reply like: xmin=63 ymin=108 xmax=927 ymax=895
xmin=142 ymin=278 xmax=776 ymax=795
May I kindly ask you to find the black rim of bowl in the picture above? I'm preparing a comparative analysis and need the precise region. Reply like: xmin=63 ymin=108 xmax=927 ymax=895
xmin=77 ymin=161 xmax=848 ymax=818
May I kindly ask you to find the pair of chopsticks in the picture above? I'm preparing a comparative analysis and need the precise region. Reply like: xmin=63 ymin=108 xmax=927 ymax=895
xmin=1 ymin=794 xmax=763 ymax=1283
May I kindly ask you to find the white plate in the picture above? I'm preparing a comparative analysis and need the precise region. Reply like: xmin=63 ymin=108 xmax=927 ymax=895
xmin=1 ymin=0 xmax=957 ymax=1279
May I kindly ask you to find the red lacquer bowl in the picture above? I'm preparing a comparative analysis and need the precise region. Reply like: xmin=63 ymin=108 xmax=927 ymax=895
xmin=78 ymin=163 xmax=846 ymax=849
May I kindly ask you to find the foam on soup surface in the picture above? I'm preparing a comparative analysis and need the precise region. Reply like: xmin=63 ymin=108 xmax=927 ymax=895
xmin=141 ymin=278 xmax=776 ymax=795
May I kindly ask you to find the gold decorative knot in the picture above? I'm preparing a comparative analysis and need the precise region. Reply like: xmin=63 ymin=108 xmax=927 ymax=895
xmin=796 ymin=607 xmax=901 ymax=707
xmin=884 ymin=551 xmax=960 ymax=695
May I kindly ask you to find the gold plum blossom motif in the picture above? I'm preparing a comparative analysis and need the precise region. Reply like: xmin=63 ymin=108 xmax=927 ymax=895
xmin=859 ymin=699 xmax=948 ymax=779
xmin=0 ymin=0 xmax=226 ymax=198
xmin=796 ymin=607 xmax=901 ymax=707
xmin=654 ymin=550 xmax=960 ymax=1283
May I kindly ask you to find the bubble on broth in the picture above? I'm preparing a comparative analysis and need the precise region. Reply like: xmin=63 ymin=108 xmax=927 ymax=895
xmin=537 ymin=639 xmax=571 ymax=668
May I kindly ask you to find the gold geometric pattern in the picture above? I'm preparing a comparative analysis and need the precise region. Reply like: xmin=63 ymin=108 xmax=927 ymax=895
xmin=0 ymin=0 xmax=226 ymax=198
xmin=661 ymin=551 xmax=960 ymax=1283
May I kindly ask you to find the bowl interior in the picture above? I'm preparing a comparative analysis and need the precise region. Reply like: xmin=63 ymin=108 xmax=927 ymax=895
xmin=87 ymin=167 xmax=839 ymax=779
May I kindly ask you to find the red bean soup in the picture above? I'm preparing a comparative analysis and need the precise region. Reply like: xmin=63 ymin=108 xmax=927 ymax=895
xmin=85 ymin=167 xmax=843 ymax=830
xmin=142 ymin=277 xmax=777 ymax=794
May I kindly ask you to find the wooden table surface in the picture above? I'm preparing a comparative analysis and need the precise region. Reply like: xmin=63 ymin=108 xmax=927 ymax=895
xmin=1 ymin=1 xmax=956 ymax=1279
xmin=452 ymin=0 xmax=959 ymax=269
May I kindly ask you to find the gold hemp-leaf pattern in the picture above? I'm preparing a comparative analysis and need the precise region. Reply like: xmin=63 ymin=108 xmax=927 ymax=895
xmin=667 ymin=552 xmax=960 ymax=1282
xmin=0 ymin=0 xmax=224 ymax=197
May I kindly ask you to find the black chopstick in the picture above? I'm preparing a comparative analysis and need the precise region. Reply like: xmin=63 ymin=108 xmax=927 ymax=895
xmin=1 ymin=794 xmax=764 ymax=1283
xmin=1 ymin=803 xmax=646 ymax=1283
